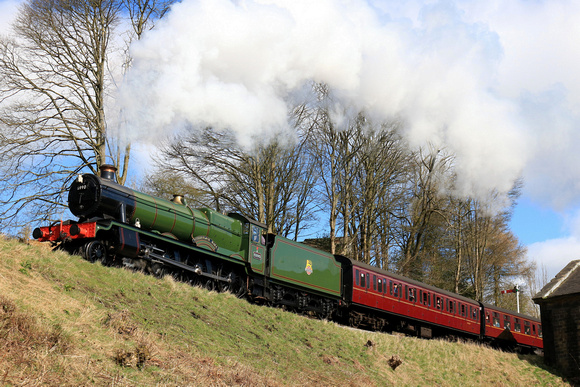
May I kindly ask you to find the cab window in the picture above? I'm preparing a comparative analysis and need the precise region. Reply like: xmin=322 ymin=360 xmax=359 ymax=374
xmin=251 ymin=225 xmax=264 ymax=245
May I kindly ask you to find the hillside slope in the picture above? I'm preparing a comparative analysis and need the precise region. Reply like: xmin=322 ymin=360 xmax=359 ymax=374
xmin=0 ymin=236 xmax=570 ymax=386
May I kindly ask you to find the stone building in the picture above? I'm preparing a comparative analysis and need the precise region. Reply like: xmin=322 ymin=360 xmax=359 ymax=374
xmin=533 ymin=260 xmax=580 ymax=382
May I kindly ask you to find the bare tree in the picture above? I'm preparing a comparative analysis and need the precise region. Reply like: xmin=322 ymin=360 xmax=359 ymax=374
xmin=526 ymin=262 xmax=549 ymax=317
xmin=457 ymin=183 xmax=531 ymax=303
xmin=391 ymin=146 xmax=452 ymax=278
xmin=0 ymin=0 xmax=173 ymax=230
xmin=145 ymin=124 xmax=319 ymax=239
xmin=340 ymin=118 xmax=407 ymax=264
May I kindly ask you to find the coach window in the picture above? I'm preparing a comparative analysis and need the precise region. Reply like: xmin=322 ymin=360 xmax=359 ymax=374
xmin=378 ymin=278 xmax=383 ymax=293
xmin=514 ymin=318 xmax=521 ymax=332
xmin=383 ymin=278 xmax=387 ymax=293
xmin=355 ymin=270 xmax=360 ymax=286
xmin=422 ymin=291 xmax=428 ymax=305
xmin=436 ymin=296 xmax=442 ymax=309
xmin=404 ymin=285 xmax=408 ymax=300
xmin=472 ymin=308 xmax=478 ymax=320
xmin=504 ymin=315 xmax=511 ymax=331
xmin=538 ymin=325 xmax=542 ymax=338
xmin=493 ymin=312 xmax=500 ymax=327
xmin=367 ymin=274 xmax=371 ymax=289
xmin=461 ymin=304 xmax=466 ymax=317
xmin=486 ymin=312 xmax=490 ymax=325
xmin=448 ymin=300 xmax=453 ymax=314
xmin=389 ymin=281 xmax=393 ymax=295
xmin=360 ymin=272 xmax=366 ymax=288
xmin=409 ymin=288 xmax=415 ymax=301
xmin=393 ymin=283 xmax=399 ymax=297
xmin=524 ymin=321 xmax=531 ymax=335
xmin=373 ymin=275 xmax=377 ymax=291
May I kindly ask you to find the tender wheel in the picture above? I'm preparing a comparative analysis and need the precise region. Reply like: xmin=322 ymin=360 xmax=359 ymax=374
xmin=83 ymin=240 xmax=107 ymax=263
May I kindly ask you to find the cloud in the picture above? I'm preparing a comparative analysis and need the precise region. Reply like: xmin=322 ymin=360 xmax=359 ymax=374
xmin=119 ymin=0 xmax=531 ymax=203
xmin=526 ymin=207 xmax=580 ymax=280
xmin=528 ymin=237 xmax=580 ymax=281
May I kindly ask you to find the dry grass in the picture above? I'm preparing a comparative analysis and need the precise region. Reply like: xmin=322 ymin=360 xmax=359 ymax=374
xmin=0 ymin=236 xmax=572 ymax=386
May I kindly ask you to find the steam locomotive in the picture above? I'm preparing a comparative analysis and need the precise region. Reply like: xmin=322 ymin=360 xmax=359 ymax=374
xmin=33 ymin=165 xmax=543 ymax=352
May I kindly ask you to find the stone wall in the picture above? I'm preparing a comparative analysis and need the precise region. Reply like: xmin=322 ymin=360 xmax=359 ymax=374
xmin=538 ymin=294 xmax=580 ymax=380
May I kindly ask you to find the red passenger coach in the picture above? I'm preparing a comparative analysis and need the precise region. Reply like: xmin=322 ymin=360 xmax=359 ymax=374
xmin=482 ymin=304 xmax=543 ymax=350
xmin=335 ymin=256 xmax=542 ymax=351
xmin=336 ymin=257 xmax=483 ymax=340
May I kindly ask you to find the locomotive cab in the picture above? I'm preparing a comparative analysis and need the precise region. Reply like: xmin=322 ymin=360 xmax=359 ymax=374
xmin=227 ymin=213 xmax=267 ymax=272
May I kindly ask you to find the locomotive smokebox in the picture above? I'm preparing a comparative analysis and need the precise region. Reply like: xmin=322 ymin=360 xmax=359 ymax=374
xmin=100 ymin=164 xmax=117 ymax=181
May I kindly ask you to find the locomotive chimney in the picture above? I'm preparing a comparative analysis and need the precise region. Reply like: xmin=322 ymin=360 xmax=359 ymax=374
xmin=100 ymin=164 xmax=117 ymax=181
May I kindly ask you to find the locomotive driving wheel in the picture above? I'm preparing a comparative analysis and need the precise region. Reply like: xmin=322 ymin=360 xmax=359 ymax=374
xmin=219 ymin=270 xmax=246 ymax=298
xmin=151 ymin=263 xmax=167 ymax=278
xmin=83 ymin=240 xmax=107 ymax=264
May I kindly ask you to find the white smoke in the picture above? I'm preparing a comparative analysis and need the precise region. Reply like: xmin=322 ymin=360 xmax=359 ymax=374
xmin=119 ymin=0 xmax=580 ymax=209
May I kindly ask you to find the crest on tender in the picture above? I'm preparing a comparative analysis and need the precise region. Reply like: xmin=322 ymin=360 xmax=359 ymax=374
xmin=305 ymin=259 xmax=313 ymax=275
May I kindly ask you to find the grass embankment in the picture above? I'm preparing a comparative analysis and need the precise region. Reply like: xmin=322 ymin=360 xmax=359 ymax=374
xmin=0 ymin=236 xmax=571 ymax=386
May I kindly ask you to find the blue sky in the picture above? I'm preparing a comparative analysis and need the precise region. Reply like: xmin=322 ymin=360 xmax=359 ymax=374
xmin=3 ymin=0 xmax=580 ymax=283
